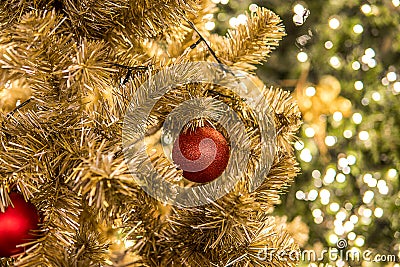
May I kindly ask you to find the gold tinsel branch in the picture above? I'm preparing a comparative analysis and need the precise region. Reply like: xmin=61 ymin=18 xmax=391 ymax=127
xmin=0 ymin=1 xmax=302 ymax=266
xmin=56 ymin=0 xmax=199 ymax=40
xmin=0 ymin=0 xmax=53 ymax=28
xmin=210 ymin=8 xmax=286 ymax=71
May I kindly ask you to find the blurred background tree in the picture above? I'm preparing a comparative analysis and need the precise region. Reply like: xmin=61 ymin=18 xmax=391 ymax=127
xmin=211 ymin=0 xmax=400 ymax=266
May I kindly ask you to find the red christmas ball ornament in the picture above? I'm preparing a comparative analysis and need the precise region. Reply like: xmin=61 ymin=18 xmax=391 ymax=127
xmin=0 ymin=192 xmax=40 ymax=257
xmin=172 ymin=126 xmax=230 ymax=183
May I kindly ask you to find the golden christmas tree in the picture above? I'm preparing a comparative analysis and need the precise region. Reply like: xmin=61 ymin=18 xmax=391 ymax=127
xmin=0 ymin=1 xmax=303 ymax=266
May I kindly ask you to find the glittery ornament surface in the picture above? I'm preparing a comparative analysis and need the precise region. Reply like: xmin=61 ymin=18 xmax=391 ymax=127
xmin=172 ymin=126 xmax=230 ymax=183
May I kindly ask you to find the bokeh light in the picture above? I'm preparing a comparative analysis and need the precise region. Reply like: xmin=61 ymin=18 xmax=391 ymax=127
xmin=329 ymin=17 xmax=340 ymax=29
xmin=297 ymin=51 xmax=308 ymax=62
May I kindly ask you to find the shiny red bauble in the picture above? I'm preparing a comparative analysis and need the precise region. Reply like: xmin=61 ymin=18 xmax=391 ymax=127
xmin=172 ymin=126 xmax=230 ymax=183
xmin=0 ymin=192 xmax=40 ymax=257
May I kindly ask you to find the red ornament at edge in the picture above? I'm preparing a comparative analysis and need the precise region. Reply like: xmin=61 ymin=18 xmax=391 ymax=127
xmin=0 ymin=192 xmax=40 ymax=258
xmin=172 ymin=126 xmax=230 ymax=183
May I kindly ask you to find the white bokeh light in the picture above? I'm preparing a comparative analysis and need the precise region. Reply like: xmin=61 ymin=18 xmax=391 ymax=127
xmin=329 ymin=234 xmax=339 ymax=245
xmin=344 ymin=221 xmax=354 ymax=232
xmin=297 ymin=51 xmax=308 ymax=62
xmin=361 ymin=4 xmax=372 ymax=14
xmin=355 ymin=236 xmax=365 ymax=247
xmin=387 ymin=71 xmax=397 ymax=82
xmin=229 ymin=17 xmax=238 ymax=27
xmin=294 ymin=3 xmax=305 ymax=14
xmin=300 ymin=148 xmax=313 ymax=162
xmin=372 ymin=92 xmax=381 ymax=101
xmin=295 ymin=141 xmax=305 ymax=150
xmin=368 ymin=59 xmax=377 ymax=68
xmin=359 ymin=131 xmax=369 ymax=141
xmin=324 ymin=173 xmax=335 ymax=184
xmin=378 ymin=180 xmax=389 ymax=195
xmin=308 ymin=189 xmax=318 ymax=201
xmin=352 ymin=61 xmax=361 ymax=70
xmin=379 ymin=186 xmax=389 ymax=195
xmin=326 ymin=168 xmax=336 ymax=178
xmin=388 ymin=168 xmax=398 ymax=178
xmin=296 ymin=190 xmax=306 ymax=200
xmin=330 ymin=203 xmax=340 ymax=212
xmin=315 ymin=216 xmax=323 ymax=224
xmin=237 ymin=14 xmax=248 ymax=25
xmin=368 ymin=178 xmax=377 ymax=187
xmin=393 ymin=82 xmax=400 ymax=93
xmin=336 ymin=211 xmax=347 ymax=221
xmin=343 ymin=130 xmax=353 ymax=139
xmin=363 ymin=208 xmax=372 ymax=218
xmin=325 ymin=41 xmax=333 ymax=49
xmin=374 ymin=207 xmax=383 ymax=218
xmin=312 ymin=170 xmax=321 ymax=178
xmin=335 ymin=225 xmax=345 ymax=235
xmin=363 ymin=173 xmax=373 ymax=183
xmin=354 ymin=81 xmax=364 ymax=90
xmin=382 ymin=77 xmax=390 ymax=86
xmin=350 ymin=215 xmax=359 ymax=224
xmin=338 ymin=158 xmax=348 ymax=168
xmin=336 ymin=173 xmax=346 ymax=183
xmin=330 ymin=56 xmax=341 ymax=68
xmin=313 ymin=208 xmax=322 ymax=217
xmin=347 ymin=155 xmax=356 ymax=165
xmin=361 ymin=55 xmax=370 ymax=64
xmin=320 ymin=189 xmax=331 ymax=205
xmin=365 ymin=48 xmax=375 ymax=57
xmin=305 ymin=127 xmax=315 ymax=137
xmin=205 ymin=21 xmax=216 ymax=31
xmin=352 ymin=113 xmax=363 ymax=124
xmin=348 ymin=232 xmax=356 ymax=240
xmin=353 ymin=24 xmax=364 ymax=34
xmin=342 ymin=166 xmax=351 ymax=175
xmin=336 ymin=259 xmax=346 ymax=267
xmin=249 ymin=3 xmax=258 ymax=12
xmin=363 ymin=190 xmax=374 ymax=204
xmin=329 ymin=18 xmax=340 ymax=29
xmin=325 ymin=136 xmax=337 ymax=146
xmin=333 ymin=111 xmax=343 ymax=121
xmin=306 ymin=86 xmax=316 ymax=96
